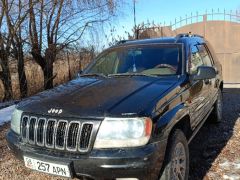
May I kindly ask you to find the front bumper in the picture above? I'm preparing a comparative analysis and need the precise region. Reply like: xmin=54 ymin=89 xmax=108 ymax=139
xmin=6 ymin=130 xmax=167 ymax=180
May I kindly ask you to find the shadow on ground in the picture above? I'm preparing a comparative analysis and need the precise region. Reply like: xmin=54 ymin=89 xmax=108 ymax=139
xmin=189 ymin=88 xmax=240 ymax=179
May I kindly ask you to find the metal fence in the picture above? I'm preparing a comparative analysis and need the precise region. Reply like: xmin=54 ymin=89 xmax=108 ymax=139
xmin=169 ymin=9 xmax=240 ymax=30
xmin=136 ymin=9 xmax=240 ymax=34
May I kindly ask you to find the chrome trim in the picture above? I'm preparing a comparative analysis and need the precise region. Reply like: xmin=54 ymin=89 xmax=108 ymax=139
xmin=64 ymin=120 xmax=70 ymax=151
xmin=78 ymin=122 xmax=94 ymax=153
xmin=45 ymin=119 xmax=57 ymax=149
xmin=66 ymin=121 xmax=81 ymax=152
xmin=55 ymin=120 xmax=68 ymax=150
xmin=36 ymin=118 xmax=47 ymax=147
xmin=20 ymin=115 xmax=94 ymax=153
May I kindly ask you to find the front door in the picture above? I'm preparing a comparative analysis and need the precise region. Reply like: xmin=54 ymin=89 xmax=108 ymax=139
xmin=188 ymin=42 xmax=210 ymax=129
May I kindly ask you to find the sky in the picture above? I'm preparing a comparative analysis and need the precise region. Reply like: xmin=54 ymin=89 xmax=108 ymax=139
xmin=113 ymin=0 xmax=240 ymax=38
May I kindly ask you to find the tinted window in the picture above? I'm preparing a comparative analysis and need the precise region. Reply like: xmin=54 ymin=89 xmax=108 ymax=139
xmin=197 ymin=45 xmax=213 ymax=66
xmin=89 ymin=51 xmax=119 ymax=75
xmin=190 ymin=44 xmax=204 ymax=74
xmin=87 ymin=44 xmax=182 ymax=76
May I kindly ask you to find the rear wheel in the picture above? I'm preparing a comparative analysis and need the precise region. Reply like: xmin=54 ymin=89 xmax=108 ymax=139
xmin=159 ymin=129 xmax=189 ymax=180
xmin=210 ymin=89 xmax=223 ymax=123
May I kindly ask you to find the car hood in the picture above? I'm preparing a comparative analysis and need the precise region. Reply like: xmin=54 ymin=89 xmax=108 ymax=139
xmin=18 ymin=76 xmax=180 ymax=118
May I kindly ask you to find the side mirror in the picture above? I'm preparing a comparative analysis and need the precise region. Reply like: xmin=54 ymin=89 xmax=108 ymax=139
xmin=193 ymin=66 xmax=217 ymax=80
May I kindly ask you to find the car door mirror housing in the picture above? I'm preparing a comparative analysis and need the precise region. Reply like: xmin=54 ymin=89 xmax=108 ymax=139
xmin=193 ymin=66 xmax=217 ymax=80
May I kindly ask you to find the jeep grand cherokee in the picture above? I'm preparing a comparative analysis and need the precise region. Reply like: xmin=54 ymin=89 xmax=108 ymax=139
xmin=6 ymin=33 xmax=223 ymax=180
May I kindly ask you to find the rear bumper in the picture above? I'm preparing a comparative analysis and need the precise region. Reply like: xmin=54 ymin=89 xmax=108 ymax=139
xmin=6 ymin=130 xmax=167 ymax=180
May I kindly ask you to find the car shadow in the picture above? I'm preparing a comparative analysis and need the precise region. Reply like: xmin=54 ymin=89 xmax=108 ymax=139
xmin=189 ymin=88 xmax=240 ymax=179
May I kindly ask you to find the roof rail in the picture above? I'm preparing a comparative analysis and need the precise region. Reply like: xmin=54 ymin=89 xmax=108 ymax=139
xmin=116 ymin=39 xmax=139 ymax=45
xmin=176 ymin=32 xmax=203 ymax=39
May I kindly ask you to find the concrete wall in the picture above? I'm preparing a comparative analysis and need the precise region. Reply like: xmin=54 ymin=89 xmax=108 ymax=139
xmin=174 ymin=21 xmax=240 ymax=84
xmin=141 ymin=20 xmax=240 ymax=84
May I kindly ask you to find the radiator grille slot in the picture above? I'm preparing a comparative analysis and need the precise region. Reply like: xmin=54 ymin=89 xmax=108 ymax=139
xmin=20 ymin=116 xmax=95 ymax=153
xmin=79 ymin=123 xmax=93 ymax=150
xmin=55 ymin=121 xmax=67 ymax=149
xmin=29 ymin=117 xmax=37 ymax=143
xmin=21 ymin=116 xmax=28 ymax=140
xmin=45 ymin=120 xmax=56 ymax=147
xmin=36 ymin=118 xmax=45 ymax=145
xmin=67 ymin=122 xmax=80 ymax=150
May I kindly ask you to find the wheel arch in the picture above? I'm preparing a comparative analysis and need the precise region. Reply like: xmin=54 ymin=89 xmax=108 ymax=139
xmin=155 ymin=103 xmax=192 ymax=141
xmin=158 ymin=114 xmax=191 ymax=179
xmin=168 ymin=114 xmax=192 ymax=141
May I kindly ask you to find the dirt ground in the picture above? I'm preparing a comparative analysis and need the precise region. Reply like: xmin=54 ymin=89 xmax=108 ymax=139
xmin=0 ymin=89 xmax=239 ymax=180
xmin=189 ymin=88 xmax=240 ymax=180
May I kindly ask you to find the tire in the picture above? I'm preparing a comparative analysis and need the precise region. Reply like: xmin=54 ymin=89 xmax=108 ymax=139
xmin=210 ymin=89 xmax=223 ymax=123
xmin=159 ymin=129 xmax=189 ymax=180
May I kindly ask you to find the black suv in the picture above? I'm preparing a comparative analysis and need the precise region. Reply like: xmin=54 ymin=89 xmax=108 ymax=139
xmin=6 ymin=34 xmax=223 ymax=180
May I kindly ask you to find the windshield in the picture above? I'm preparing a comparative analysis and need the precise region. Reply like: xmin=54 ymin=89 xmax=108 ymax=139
xmin=85 ymin=44 xmax=182 ymax=76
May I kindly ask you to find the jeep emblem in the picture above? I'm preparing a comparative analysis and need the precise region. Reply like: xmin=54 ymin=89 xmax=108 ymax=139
xmin=48 ymin=108 xmax=63 ymax=114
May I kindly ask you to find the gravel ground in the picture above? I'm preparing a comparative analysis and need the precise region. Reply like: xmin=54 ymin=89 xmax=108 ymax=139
xmin=0 ymin=89 xmax=239 ymax=180
xmin=189 ymin=89 xmax=240 ymax=180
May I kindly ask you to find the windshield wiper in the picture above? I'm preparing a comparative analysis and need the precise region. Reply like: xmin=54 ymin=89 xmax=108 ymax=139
xmin=108 ymin=73 xmax=157 ymax=77
xmin=80 ymin=73 xmax=108 ymax=78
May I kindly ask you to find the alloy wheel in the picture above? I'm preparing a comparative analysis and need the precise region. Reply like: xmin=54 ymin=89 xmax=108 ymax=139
xmin=172 ymin=142 xmax=187 ymax=180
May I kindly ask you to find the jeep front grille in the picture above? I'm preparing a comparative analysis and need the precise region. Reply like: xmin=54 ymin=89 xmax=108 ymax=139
xmin=20 ymin=116 xmax=95 ymax=152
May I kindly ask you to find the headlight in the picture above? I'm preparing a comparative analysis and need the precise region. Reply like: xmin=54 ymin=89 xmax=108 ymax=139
xmin=11 ymin=109 xmax=23 ymax=134
xmin=94 ymin=117 xmax=152 ymax=148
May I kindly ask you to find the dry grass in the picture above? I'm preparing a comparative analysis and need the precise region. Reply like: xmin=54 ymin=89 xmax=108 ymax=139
xmin=0 ymin=53 xmax=92 ymax=102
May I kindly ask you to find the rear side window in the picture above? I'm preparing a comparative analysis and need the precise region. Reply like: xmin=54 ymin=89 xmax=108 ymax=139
xmin=190 ymin=44 xmax=204 ymax=74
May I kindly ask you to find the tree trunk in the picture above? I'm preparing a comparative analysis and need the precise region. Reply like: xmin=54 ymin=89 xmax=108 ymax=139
xmin=0 ymin=54 xmax=12 ymax=101
xmin=43 ymin=47 xmax=56 ymax=89
xmin=67 ymin=51 xmax=71 ymax=80
xmin=0 ymin=77 xmax=12 ymax=101
xmin=0 ymin=73 xmax=12 ymax=101
xmin=17 ymin=46 xmax=28 ymax=98
xmin=43 ymin=62 xmax=54 ymax=90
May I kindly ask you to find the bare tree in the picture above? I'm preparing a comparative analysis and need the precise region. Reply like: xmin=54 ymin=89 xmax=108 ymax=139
xmin=28 ymin=0 xmax=121 ymax=89
xmin=2 ymin=0 xmax=29 ymax=98
xmin=0 ymin=1 xmax=13 ymax=101
xmin=0 ymin=0 xmax=124 ymax=101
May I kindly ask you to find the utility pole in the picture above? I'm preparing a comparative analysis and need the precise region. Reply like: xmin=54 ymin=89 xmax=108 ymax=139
xmin=133 ymin=0 xmax=138 ymax=39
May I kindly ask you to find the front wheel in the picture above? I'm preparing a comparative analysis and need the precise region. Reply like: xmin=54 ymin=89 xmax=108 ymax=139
xmin=159 ymin=129 xmax=189 ymax=180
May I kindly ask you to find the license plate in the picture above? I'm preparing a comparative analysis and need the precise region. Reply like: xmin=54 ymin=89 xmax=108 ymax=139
xmin=24 ymin=156 xmax=71 ymax=178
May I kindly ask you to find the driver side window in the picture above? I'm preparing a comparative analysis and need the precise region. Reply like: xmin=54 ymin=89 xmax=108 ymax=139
xmin=189 ymin=44 xmax=204 ymax=74
xmin=197 ymin=45 xmax=213 ymax=67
